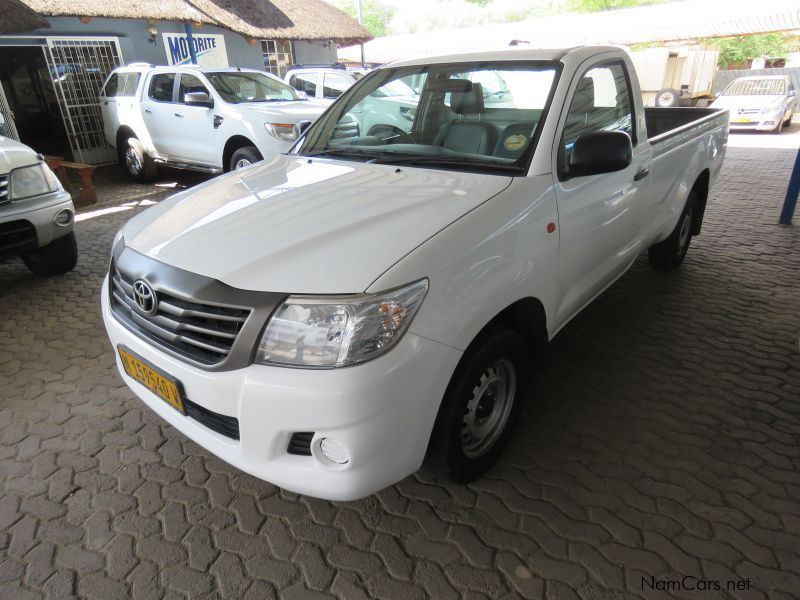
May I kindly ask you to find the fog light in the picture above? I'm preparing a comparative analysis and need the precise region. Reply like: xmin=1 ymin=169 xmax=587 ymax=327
xmin=319 ymin=438 xmax=350 ymax=464
xmin=53 ymin=209 xmax=73 ymax=226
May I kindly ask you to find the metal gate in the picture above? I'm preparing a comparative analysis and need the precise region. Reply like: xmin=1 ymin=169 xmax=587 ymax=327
xmin=0 ymin=83 xmax=19 ymax=141
xmin=44 ymin=37 xmax=123 ymax=164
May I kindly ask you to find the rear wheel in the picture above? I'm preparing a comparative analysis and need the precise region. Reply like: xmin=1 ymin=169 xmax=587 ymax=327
xmin=427 ymin=326 xmax=530 ymax=483
xmin=229 ymin=146 xmax=262 ymax=171
xmin=121 ymin=137 xmax=157 ymax=182
xmin=648 ymin=192 xmax=696 ymax=270
xmin=22 ymin=231 xmax=78 ymax=277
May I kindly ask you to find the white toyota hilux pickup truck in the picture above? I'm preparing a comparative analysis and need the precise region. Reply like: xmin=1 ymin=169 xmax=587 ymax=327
xmin=99 ymin=65 xmax=327 ymax=181
xmin=102 ymin=46 xmax=728 ymax=500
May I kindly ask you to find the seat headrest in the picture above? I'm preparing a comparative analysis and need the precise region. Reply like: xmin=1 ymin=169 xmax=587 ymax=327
xmin=450 ymin=82 xmax=485 ymax=115
xmin=573 ymin=77 xmax=595 ymax=110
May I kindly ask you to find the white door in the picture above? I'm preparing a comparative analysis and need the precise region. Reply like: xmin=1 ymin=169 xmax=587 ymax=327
xmin=140 ymin=72 xmax=178 ymax=158
xmin=171 ymin=73 xmax=218 ymax=166
xmin=553 ymin=60 xmax=653 ymax=327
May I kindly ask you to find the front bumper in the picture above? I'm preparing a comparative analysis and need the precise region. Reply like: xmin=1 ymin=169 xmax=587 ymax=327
xmin=0 ymin=188 xmax=74 ymax=255
xmin=101 ymin=276 xmax=462 ymax=500
xmin=728 ymin=110 xmax=785 ymax=131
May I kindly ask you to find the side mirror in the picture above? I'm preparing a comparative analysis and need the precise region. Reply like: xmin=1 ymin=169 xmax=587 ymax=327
xmin=568 ymin=131 xmax=632 ymax=178
xmin=184 ymin=91 xmax=213 ymax=108
xmin=296 ymin=120 xmax=312 ymax=135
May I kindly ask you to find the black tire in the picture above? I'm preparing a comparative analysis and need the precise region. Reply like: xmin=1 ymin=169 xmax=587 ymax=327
xmin=648 ymin=192 xmax=697 ymax=271
xmin=120 ymin=137 xmax=157 ymax=182
xmin=656 ymin=89 xmax=680 ymax=108
xmin=22 ymin=231 xmax=78 ymax=277
xmin=427 ymin=325 xmax=530 ymax=483
xmin=229 ymin=146 xmax=262 ymax=171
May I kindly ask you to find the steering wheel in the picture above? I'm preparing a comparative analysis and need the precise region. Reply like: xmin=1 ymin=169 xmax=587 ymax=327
xmin=367 ymin=124 xmax=415 ymax=144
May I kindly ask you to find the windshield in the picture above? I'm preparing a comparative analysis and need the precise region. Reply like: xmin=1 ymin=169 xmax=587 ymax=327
xmin=723 ymin=79 xmax=786 ymax=96
xmin=292 ymin=61 xmax=560 ymax=175
xmin=206 ymin=71 xmax=300 ymax=103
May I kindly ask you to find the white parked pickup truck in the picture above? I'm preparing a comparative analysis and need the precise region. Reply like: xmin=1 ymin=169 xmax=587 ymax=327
xmin=99 ymin=65 xmax=327 ymax=180
xmin=1 ymin=114 xmax=77 ymax=276
xmin=102 ymin=46 xmax=728 ymax=500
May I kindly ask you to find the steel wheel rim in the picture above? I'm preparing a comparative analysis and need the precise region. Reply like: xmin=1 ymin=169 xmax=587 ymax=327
xmin=125 ymin=146 xmax=142 ymax=174
xmin=677 ymin=212 xmax=692 ymax=256
xmin=461 ymin=359 xmax=516 ymax=459
xmin=235 ymin=158 xmax=252 ymax=170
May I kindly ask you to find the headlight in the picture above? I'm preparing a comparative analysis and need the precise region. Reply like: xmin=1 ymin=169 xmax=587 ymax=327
xmin=264 ymin=122 xmax=298 ymax=142
xmin=760 ymin=104 xmax=784 ymax=114
xmin=256 ymin=279 xmax=428 ymax=368
xmin=10 ymin=162 xmax=62 ymax=200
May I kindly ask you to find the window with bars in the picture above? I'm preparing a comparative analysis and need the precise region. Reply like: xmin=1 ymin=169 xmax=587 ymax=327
xmin=261 ymin=40 xmax=293 ymax=78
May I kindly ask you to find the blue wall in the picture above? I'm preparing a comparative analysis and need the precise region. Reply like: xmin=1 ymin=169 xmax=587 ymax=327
xmin=0 ymin=17 xmax=337 ymax=69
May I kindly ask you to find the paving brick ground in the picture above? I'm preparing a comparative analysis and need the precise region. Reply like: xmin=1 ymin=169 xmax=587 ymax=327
xmin=1 ymin=134 xmax=799 ymax=599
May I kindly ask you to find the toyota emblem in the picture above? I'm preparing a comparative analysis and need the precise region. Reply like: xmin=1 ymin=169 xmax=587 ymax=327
xmin=132 ymin=279 xmax=158 ymax=315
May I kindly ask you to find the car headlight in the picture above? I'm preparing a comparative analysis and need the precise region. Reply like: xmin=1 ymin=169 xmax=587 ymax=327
xmin=111 ymin=229 xmax=124 ymax=255
xmin=10 ymin=162 xmax=62 ymax=200
xmin=264 ymin=122 xmax=298 ymax=142
xmin=760 ymin=104 xmax=784 ymax=114
xmin=256 ymin=279 xmax=428 ymax=368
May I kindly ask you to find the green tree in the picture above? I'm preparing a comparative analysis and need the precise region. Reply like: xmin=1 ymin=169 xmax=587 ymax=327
xmin=465 ymin=0 xmax=491 ymax=6
xmin=337 ymin=0 xmax=395 ymax=38
xmin=570 ymin=0 xmax=660 ymax=11
xmin=708 ymin=34 xmax=795 ymax=68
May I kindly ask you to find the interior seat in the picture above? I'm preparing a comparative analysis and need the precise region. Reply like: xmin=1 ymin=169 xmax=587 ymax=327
xmin=437 ymin=83 xmax=496 ymax=155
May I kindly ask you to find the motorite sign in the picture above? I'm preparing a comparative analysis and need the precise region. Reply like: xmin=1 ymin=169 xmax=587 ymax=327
xmin=162 ymin=33 xmax=228 ymax=67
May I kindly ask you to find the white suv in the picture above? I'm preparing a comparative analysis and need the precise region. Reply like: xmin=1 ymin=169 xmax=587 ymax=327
xmin=285 ymin=67 xmax=363 ymax=105
xmin=99 ymin=65 xmax=327 ymax=181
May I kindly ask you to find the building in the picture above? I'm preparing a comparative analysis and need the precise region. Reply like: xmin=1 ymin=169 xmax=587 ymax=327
xmin=0 ymin=0 xmax=370 ymax=163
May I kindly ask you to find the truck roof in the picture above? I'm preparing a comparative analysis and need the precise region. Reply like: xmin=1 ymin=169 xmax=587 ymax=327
xmin=387 ymin=45 xmax=622 ymax=68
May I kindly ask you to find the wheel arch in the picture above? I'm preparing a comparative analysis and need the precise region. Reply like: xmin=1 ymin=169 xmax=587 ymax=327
xmin=222 ymin=135 xmax=258 ymax=172
xmin=690 ymin=168 xmax=710 ymax=235
xmin=116 ymin=126 xmax=139 ymax=155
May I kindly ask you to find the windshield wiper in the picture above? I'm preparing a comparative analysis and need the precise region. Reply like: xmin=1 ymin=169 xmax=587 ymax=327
xmin=366 ymin=155 xmax=519 ymax=172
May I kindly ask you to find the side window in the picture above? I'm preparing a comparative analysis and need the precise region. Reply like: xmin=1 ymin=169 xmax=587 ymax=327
xmin=148 ymin=73 xmax=176 ymax=103
xmin=323 ymin=74 xmax=350 ymax=100
xmin=117 ymin=73 xmax=140 ymax=97
xmin=562 ymin=62 xmax=634 ymax=161
xmin=102 ymin=74 xmax=118 ymax=97
xmin=178 ymin=74 xmax=209 ymax=103
xmin=292 ymin=74 xmax=317 ymax=96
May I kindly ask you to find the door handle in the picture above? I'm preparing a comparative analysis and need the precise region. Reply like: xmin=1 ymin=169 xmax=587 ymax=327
xmin=634 ymin=168 xmax=650 ymax=181
xmin=144 ymin=108 xmax=152 ymax=114
xmin=174 ymin=113 xmax=184 ymax=118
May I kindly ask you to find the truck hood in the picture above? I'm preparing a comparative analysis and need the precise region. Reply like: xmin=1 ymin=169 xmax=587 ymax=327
xmin=711 ymin=94 xmax=785 ymax=111
xmin=0 ymin=137 xmax=39 ymax=175
xmin=122 ymin=155 xmax=513 ymax=293
xmin=234 ymin=100 xmax=326 ymax=123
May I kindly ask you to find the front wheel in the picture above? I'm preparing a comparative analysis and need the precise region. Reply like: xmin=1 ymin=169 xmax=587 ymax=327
xmin=121 ymin=137 xmax=157 ymax=182
xmin=427 ymin=326 xmax=530 ymax=483
xmin=648 ymin=192 xmax=696 ymax=271
xmin=229 ymin=146 xmax=263 ymax=171
xmin=22 ymin=231 xmax=78 ymax=277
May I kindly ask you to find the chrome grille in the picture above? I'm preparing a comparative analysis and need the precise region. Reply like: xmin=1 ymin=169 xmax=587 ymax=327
xmin=0 ymin=175 xmax=8 ymax=204
xmin=110 ymin=261 xmax=250 ymax=365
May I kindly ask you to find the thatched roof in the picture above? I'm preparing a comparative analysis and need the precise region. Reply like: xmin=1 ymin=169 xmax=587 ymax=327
xmin=1 ymin=0 xmax=50 ymax=33
xmin=20 ymin=0 xmax=372 ymax=43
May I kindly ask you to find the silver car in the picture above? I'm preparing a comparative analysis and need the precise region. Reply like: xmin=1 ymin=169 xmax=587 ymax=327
xmin=711 ymin=75 xmax=797 ymax=133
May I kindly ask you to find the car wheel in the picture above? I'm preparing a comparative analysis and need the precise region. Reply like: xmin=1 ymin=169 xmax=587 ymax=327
xmin=121 ymin=137 xmax=157 ymax=182
xmin=21 ymin=231 xmax=78 ymax=277
xmin=648 ymin=192 xmax=697 ymax=271
xmin=229 ymin=146 xmax=263 ymax=171
xmin=656 ymin=89 xmax=680 ymax=108
xmin=427 ymin=325 xmax=530 ymax=483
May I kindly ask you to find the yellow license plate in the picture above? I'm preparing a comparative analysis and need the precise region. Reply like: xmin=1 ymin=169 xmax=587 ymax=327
xmin=118 ymin=346 xmax=186 ymax=414
xmin=731 ymin=117 xmax=751 ymax=123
